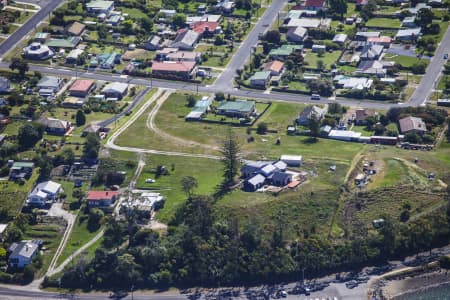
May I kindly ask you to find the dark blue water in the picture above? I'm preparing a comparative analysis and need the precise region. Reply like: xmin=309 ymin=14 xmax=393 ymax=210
xmin=395 ymin=283 xmax=450 ymax=300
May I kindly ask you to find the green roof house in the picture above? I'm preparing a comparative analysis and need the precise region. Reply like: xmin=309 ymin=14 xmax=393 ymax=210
xmin=269 ymin=45 xmax=303 ymax=60
xmin=217 ymin=100 xmax=256 ymax=118
xmin=45 ymin=37 xmax=81 ymax=49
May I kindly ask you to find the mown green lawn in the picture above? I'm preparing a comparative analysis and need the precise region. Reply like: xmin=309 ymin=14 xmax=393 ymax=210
xmin=303 ymin=50 xmax=341 ymax=69
xmin=138 ymin=155 xmax=223 ymax=223
xmin=56 ymin=209 xmax=102 ymax=267
xmin=383 ymin=54 xmax=429 ymax=68
xmin=365 ymin=17 xmax=401 ymax=28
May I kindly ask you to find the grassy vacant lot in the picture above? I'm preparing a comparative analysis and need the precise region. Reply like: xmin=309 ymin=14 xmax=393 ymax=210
xmin=24 ymin=222 xmax=64 ymax=277
xmin=0 ymin=169 xmax=39 ymax=218
xmin=383 ymin=54 xmax=429 ymax=68
xmin=56 ymin=209 xmax=102 ymax=267
xmin=365 ymin=17 xmax=401 ymax=28
xmin=303 ymin=50 xmax=341 ymax=70
xmin=137 ymin=155 xmax=222 ymax=223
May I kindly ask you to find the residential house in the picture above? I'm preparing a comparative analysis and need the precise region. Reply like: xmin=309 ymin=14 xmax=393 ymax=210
xmin=101 ymin=82 xmax=129 ymax=100
xmin=296 ymin=105 xmax=326 ymax=125
xmin=38 ymin=117 xmax=71 ymax=135
xmin=45 ymin=37 xmax=81 ymax=49
xmin=197 ymin=4 xmax=206 ymax=14
xmin=66 ymin=48 xmax=85 ymax=64
xmin=287 ymin=18 xmax=331 ymax=29
xmin=250 ymin=71 xmax=271 ymax=88
xmin=166 ymin=51 xmax=202 ymax=63
xmin=269 ymin=45 xmax=303 ymax=60
xmin=271 ymin=171 xmax=293 ymax=187
xmin=312 ymin=44 xmax=326 ymax=53
xmin=356 ymin=60 xmax=391 ymax=77
xmin=155 ymin=47 xmax=179 ymax=60
xmin=367 ymin=36 xmax=392 ymax=48
xmin=334 ymin=75 xmax=373 ymax=90
xmin=241 ymin=161 xmax=268 ymax=178
xmin=332 ymin=33 xmax=347 ymax=45
xmin=190 ymin=21 xmax=220 ymax=35
xmin=33 ymin=32 xmax=50 ymax=43
xmin=86 ymin=0 xmax=114 ymax=15
xmin=0 ymin=77 xmax=11 ymax=93
xmin=186 ymin=15 xmax=222 ymax=25
xmin=395 ymin=28 xmax=421 ymax=41
xmin=303 ymin=0 xmax=326 ymax=11
xmin=171 ymin=29 xmax=200 ymax=50
xmin=86 ymin=190 xmax=120 ymax=210
xmin=272 ymin=160 xmax=288 ymax=171
xmin=354 ymin=108 xmax=377 ymax=125
xmin=262 ymin=60 xmax=284 ymax=76
xmin=244 ymin=174 xmax=265 ymax=191
xmin=360 ymin=44 xmax=384 ymax=60
xmin=69 ymin=79 xmax=96 ymax=97
xmin=8 ymin=240 xmax=40 ymax=269
xmin=96 ymin=53 xmax=120 ymax=69
xmin=145 ymin=35 xmax=164 ymax=50
xmin=106 ymin=14 xmax=121 ymax=26
xmin=37 ymin=76 xmax=64 ymax=96
xmin=398 ymin=116 xmax=426 ymax=134
xmin=9 ymin=161 xmax=34 ymax=181
xmin=62 ymin=97 xmax=85 ymax=108
xmin=216 ymin=100 xmax=255 ymax=118
xmin=27 ymin=180 xmax=62 ymax=207
xmin=159 ymin=9 xmax=177 ymax=18
xmin=185 ymin=97 xmax=213 ymax=120
xmin=82 ymin=123 xmax=102 ymax=136
xmin=216 ymin=0 xmax=235 ymax=14
xmin=23 ymin=42 xmax=54 ymax=60
xmin=286 ymin=26 xmax=308 ymax=43
xmin=402 ymin=16 xmax=416 ymax=27
xmin=65 ymin=22 xmax=86 ymax=36
xmin=151 ymin=61 xmax=197 ymax=80
xmin=355 ymin=31 xmax=380 ymax=41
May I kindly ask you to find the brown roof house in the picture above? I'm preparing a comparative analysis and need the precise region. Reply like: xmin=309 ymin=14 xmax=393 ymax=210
xmin=399 ymin=116 xmax=426 ymax=134
xmin=355 ymin=108 xmax=377 ymax=125
xmin=65 ymin=22 xmax=86 ymax=36
xmin=38 ymin=117 xmax=71 ymax=136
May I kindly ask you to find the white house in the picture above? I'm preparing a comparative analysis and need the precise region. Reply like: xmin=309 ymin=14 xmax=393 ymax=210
xmin=8 ymin=240 xmax=40 ymax=269
xmin=395 ymin=28 xmax=421 ymax=41
xmin=27 ymin=181 xmax=62 ymax=207
xmin=332 ymin=33 xmax=347 ymax=45
xmin=101 ymin=82 xmax=129 ymax=99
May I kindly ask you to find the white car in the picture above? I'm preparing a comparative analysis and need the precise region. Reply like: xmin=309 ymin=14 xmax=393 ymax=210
xmin=145 ymin=178 xmax=155 ymax=183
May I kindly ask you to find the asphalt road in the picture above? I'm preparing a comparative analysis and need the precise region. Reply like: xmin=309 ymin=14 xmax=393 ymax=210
xmin=0 ymin=62 xmax=396 ymax=109
xmin=214 ymin=0 xmax=287 ymax=90
xmin=409 ymin=25 xmax=450 ymax=105
xmin=0 ymin=0 xmax=63 ymax=58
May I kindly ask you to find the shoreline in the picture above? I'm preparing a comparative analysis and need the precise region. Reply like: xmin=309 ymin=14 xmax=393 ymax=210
xmin=380 ymin=269 xmax=450 ymax=299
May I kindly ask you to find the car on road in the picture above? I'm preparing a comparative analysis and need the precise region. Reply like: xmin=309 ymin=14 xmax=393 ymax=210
xmin=444 ymin=53 xmax=448 ymax=59
xmin=311 ymin=94 xmax=321 ymax=100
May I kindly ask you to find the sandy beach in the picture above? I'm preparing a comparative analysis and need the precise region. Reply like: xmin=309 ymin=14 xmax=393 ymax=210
xmin=380 ymin=270 xmax=450 ymax=299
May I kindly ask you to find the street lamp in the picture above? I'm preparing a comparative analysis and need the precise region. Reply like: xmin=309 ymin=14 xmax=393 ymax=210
xmin=131 ymin=284 xmax=134 ymax=300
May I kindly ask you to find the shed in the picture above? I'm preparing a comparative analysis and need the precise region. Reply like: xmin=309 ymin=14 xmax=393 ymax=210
xmin=280 ymin=155 xmax=303 ymax=167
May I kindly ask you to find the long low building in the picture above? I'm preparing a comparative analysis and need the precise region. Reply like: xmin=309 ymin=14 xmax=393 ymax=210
xmin=151 ymin=61 xmax=197 ymax=80
xmin=328 ymin=130 xmax=362 ymax=141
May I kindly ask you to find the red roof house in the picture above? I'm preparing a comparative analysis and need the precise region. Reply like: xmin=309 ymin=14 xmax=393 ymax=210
xmin=86 ymin=191 xmax=120 ymax=209
xmin=189 ymin=21 xmax=219 ymax=34
xmin=69 ymin=79 xmax=96 ymax=97
xmin=151 ymin=61 xmax=197 ymax=80
xmin=304 ymin=0 xmax=326 ymax=10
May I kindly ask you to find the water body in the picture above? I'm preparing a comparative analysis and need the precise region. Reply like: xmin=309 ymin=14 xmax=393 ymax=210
xmin=395 ymin=283 xmax=450 ymax=300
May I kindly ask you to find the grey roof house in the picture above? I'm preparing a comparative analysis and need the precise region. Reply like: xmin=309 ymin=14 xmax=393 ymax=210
xmin=360 ymin=44 xmax=384 ymax=61
xmin=171 ymin=30 xmax=200 ymax=50
xmin=296 ymin=105 xmax=326 ymax=125
xmin=0 ymin=77 xmax=11 ymax=93
xmin=8 ymin=240 xmax=41 ymax=269
xmin=37 ymin=76 xmax=64 ymax=95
